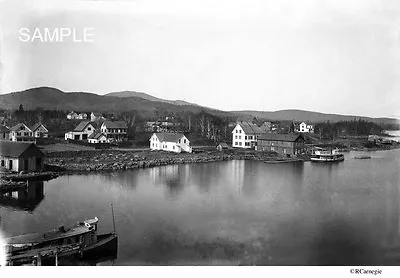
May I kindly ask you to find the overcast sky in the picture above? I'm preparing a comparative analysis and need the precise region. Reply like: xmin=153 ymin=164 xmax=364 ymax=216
xmin=1 ymin=0 xmax=400 ymax=118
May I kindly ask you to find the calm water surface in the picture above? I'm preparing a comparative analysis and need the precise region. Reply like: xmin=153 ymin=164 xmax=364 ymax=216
xmin=1 ymin=150 xmax=400 ymax=265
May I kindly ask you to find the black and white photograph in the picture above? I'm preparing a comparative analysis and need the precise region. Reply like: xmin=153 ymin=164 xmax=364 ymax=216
xmin=0 ymin=0 xmax=400 ymax=273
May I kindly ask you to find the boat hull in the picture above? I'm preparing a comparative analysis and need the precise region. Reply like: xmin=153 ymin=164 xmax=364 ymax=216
xmin=310 ymin=155 xmax=344 ymax=162
xmin=81 ymin=233 xmax=118 ymax=259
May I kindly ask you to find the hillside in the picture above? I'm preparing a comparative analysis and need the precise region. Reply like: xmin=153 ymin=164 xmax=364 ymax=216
xmin=105 ymin=91 xmax=197 ymax=106
xmin=0 ymin=87 xmax=231 ymax=118
xmin=0 ymin=87 xmax=398 ymax=126
xmin=231 ymin=109 xmax=399 ymax=125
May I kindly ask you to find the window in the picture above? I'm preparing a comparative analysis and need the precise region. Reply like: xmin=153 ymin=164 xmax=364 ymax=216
xmin=239 ymin=142 xmax=242 ymax=146
xmin=238 ymin=136 xmax=241 ymax=139
xmin=235 ymin=135 xmax=237 ymax=139
xmin=88 ymin=127 xmax=91 ymax=131
xmin=235 ymin=142 xmax=238 ymax=146
xmin=245 ymin=136 xmax=247 ymax=140
xmin=184 ymin=139 xmax=186 ymax=143
xmin=239 ymin=130 xmax=242 ymax=133
xmin=1 ymin=160 xmax=4 ymax=167
xmin=173 ymin=146 xmax=175 ymax=150
xmin=236 ymin=130 xmax=238 ymax=133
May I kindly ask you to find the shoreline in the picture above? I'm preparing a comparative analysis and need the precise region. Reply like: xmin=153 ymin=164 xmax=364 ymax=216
xmin=44 ymin=150 xmax=299 ymax=173
xmin=44 ymin=144 xmax=400 ymax=174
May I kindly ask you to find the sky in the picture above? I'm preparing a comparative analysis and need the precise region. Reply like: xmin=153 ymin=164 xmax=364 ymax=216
xmin=1 ymin=0 xmax=400 ymax=118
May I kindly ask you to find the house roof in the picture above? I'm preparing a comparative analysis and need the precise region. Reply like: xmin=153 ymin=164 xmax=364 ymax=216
xmin=31 ymin=123 xmax=48 ymax=132
xmin=88 ymin=132 xmax=106 ymax=139
xmin=153 ymin=132 xmax=186 ymax=143
xmin=73 ymin=121 xmax=93 ymax=132
xmin=258 ymin=133 xmax=304 ymax=142
xmin=0 ymin=125 xmax=9 ymax=133
xmin=235 ymin=122 xmax=264 ymax=135
xmin=217 ymin=142 xmax=229 ymax=148
xmin=102 ymin=121 xmax=127 ymax=129
xmin=0 ymin=141 xmax=44 ymax=158
xmin=9 ymin=123 xmax=32 ymax=132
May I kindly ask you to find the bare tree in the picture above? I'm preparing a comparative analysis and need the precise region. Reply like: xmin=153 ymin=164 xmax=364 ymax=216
xmin=120 ymin=111 xmax=137 ymax=136
xmin=198 ymin=114 xmax=205 ymax=136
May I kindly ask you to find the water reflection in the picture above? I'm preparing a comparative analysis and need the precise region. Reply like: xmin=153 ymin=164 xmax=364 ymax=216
xmin=1 ymin=152 xmax=400 ymax=265
xmin=0 ymin=181 xmax=44 ymax=211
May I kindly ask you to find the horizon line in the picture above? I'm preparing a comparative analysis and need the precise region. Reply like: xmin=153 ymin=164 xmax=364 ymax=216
xmin=1 ymin=86 xmax=399 ymax=120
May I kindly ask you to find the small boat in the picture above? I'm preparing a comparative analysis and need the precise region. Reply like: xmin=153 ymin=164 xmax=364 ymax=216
xmin=310 ymin=147 xmax=344 ymax=162
xmin=354 ymin=155 xmax=371 ymax=160
xmin=5 ymin=217 xmax=118 ymax=266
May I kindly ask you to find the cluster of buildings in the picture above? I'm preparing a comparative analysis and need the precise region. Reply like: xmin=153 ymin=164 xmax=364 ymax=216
xmin=0 ymin=122 xmax=47 ymax=173
xmin=146 ymin=120 xmax=313 ymax=156
xmin=66 ymin=111 xmax=106 ymax=122
xmin=230 ymin=122 xmax=306 ymax=156
xmin=64 ymin=120 xmax=128 ymax=144
xmin=145 ymin=116 xmax=183 ymax=133
xmin=0 ymin=123 xmax=48 ymax=143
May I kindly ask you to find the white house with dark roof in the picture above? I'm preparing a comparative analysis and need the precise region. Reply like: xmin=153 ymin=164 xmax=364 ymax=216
xmin=64 ymin=121 xmax=95 ymax=141
xmin=149 ymin=132 xmax=192 ymax=153
xmin=88 ymin=132 xmax=108 ymax=144
xmin=30 ymin=123 xmax=48 ymax=138
xmin=9 ymin=123 xmax=35 ymax=142
xmin=296 ymin=122 xmax=314 ymax=133
xmin=100 ymin=121 xmax=128 ymax=142
xmin=232 ymin=122 xmax=266 ymax=149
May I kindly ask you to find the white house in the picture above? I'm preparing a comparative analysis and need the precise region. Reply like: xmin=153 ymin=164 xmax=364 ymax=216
xmin=67 ymin=111 xmax=78 ymax=120
xmin=64 ymin=121 xmax=95 ymax=141
xmin=232 ymin=122 xmax=265 ymax=149
xmin=90 ymin=112 xmax=106 ymax=122
xmin=30 ymin=123 xmax=48 ymax=138
xmin=100 ymin=121 xmax=128 ymax=142
xmin=149 ymin=132 xmax=192 ymax=153
xmin=9 ymin=123 xmax=35 ymax=142
xmin=297 ymin=122 xmax=314 ymax=133
xmin=88 ymin=132 xmax=108 ymax=144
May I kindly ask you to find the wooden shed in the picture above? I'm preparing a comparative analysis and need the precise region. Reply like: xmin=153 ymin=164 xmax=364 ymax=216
xmin=0 ymin=141 xmax=44 ymax=172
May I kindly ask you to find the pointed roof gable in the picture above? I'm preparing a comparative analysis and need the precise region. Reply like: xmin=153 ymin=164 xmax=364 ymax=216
xmin=31 ymin=123 xmax=48 ymax=132
xmin=88 ymin=132 xmax=107 ymax=139
xmin=9 ymin=123 xmax=32 ymax=132
xmin=73 ymin=121 xmax=94 ymax=132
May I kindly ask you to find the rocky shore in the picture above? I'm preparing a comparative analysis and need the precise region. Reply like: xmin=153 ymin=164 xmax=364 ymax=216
xmin=45 ymin=149 xmax=301 ymax=173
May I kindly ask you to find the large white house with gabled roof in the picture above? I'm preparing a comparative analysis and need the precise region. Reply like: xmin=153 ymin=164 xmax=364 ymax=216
xmin=64 ymin=120 xmax=95 ymax=141
xmin=149 ymin=132 xmax=192 ymax=153
xmin=9 ymin=123 xmax=35 ymax=142
xmin=232 ymin=122 xmax=266 ymax=149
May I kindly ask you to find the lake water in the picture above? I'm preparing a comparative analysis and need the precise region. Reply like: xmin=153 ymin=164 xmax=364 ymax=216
xmin=1 ymin=149 xmax=400 ymax=265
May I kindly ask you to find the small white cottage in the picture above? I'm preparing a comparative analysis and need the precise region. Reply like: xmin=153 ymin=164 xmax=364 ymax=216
xmin=149 ymin=132 xmax=192 ymax=153
xmin=88 ymin=132 xmax=108 ymax=144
